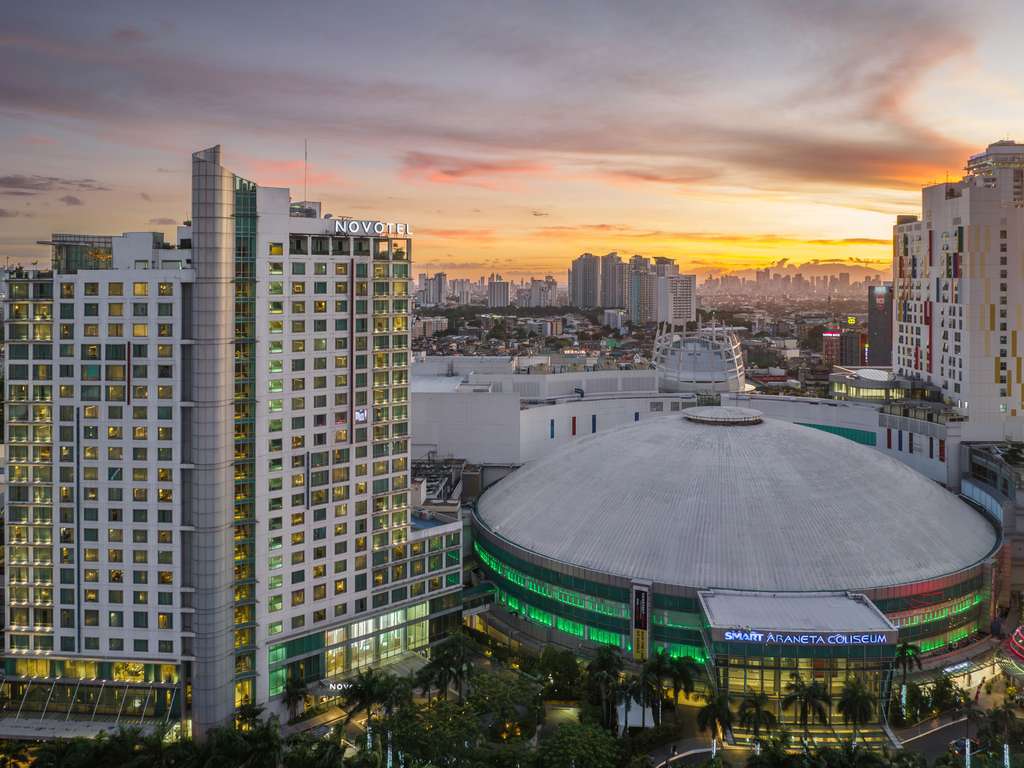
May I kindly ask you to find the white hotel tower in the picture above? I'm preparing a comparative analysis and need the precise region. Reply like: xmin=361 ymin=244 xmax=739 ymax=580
xmin=1 ymin=147 xmax=463 ymax=738
xmin=894 ymin=140 xmax=1024 ymax=439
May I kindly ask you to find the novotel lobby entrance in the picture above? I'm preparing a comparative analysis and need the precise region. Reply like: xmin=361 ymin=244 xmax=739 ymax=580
xmin=698 ymin=591 xmax=899 ymax=746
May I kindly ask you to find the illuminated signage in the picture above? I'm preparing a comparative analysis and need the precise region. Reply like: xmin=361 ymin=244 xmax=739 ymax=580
xmin=847 ymin=315 xmax=857 ymax=325
xmin=721 ymin=629 xmax=889 ymax=646
xmin=632 ymin=583 xmax=650 ymax=662
xmin=333 ymin=219 xmax=412 ymax=236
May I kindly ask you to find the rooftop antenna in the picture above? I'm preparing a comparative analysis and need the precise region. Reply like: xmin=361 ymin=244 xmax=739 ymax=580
xmin=304 ymin=139 xmax=308 ymax=206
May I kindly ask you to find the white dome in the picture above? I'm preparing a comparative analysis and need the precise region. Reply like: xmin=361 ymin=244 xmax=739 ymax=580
xmin=475 ymin=409 xmax=998 ymax=592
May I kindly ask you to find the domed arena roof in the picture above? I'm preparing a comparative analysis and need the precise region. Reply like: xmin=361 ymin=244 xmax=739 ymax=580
xmin=475 ymin=408 xmax=998 ymax=592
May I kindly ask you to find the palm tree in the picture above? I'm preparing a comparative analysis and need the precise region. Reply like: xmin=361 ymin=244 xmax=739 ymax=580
xmin=373 ymin=673 xmax=411 ymax=768
xmin=643 ymin=649 xmax=673 ymax=724
xmin=617 ymin=679 xmax=633 ymax=737
xmin=0 ymin=741 xmax=27 ymax=768
xmin=782 ymin=673 xmax=831 ymax=747
xmin=132 ymin=723 xmax=196 ymax=768
xmin=414 ymin=663 xmax=442 ymax=703
xmin=199 ymin=715 xmax=284 ymax=768
xmin=837 ymin=676 xmax=875 ymax=742
xmin=283 ymin=675 xmax=308 ymax=721
xmin=430 ymin=632 xmax=477 ymax=703
xmin=667 ymin=654 xmax=699 ymax=706
xmin=985 ymin=700 xmax=1019 ymax=750
xmin=341 ymin=668 xmax=388 ymax=748
xmin=738 ymin=690 xmax=777 ymax=746
xmin=25 ymin=739 xmax=78 ymax=768
xmin=894 ymin=642 xmax=922 ymax=692
xmin=587 ymin=646 xmax=624 ymax=730
xmin=697 ymin=690 xmax=734 ymax=741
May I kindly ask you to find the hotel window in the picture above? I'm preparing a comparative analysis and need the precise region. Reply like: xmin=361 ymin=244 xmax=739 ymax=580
xmin=133 ymin=283 xmax=148 ymax=297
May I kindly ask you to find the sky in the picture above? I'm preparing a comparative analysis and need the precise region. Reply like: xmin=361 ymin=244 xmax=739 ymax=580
xmin=2 ymin=1 xmax=1024 ymax=281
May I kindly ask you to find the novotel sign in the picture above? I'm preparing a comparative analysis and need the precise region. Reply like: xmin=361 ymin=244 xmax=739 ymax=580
xmin=332 ymin=219 xmax=413 ymax=236
xmin=720 ymin=629 xmax=891 ymax=646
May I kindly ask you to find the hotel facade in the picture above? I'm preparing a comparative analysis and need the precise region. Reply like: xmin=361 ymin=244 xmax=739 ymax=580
xmin=1 ymin=146 xmax=462 ymax=737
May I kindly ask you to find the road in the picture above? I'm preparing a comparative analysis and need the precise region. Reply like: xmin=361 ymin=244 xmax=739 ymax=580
xmin=902 ymin=719 xmax=975 ymax=763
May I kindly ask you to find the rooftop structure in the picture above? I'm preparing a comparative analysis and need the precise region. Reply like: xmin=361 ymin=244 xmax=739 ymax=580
xmin=653 ymin=324 xmax=747 ymax=394
xmin=475 ymin=408 xmax=996 ymax=592
xmin=699 ymin=590 xmax=898 ymax=641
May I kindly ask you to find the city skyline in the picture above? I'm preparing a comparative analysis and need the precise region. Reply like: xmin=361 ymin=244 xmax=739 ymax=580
xmin=4 ymin=1 xmax=1024 ymax=278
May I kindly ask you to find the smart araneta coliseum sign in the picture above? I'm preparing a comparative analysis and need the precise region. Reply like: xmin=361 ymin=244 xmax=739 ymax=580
xmin=721 ymin=629 xmax=890 ymax=646
xmin=331 ymin=219 xmax=413 ymax=236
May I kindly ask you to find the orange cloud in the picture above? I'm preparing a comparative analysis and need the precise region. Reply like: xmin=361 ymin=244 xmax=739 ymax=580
xmin=400 ymin=152 xmax=548 ymax=189
xmin=418 ymin=227 xmax=496 ymax=241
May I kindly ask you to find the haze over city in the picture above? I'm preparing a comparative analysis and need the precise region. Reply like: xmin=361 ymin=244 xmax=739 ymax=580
xmin=4 ymin=1 xmax=1024 ymax=279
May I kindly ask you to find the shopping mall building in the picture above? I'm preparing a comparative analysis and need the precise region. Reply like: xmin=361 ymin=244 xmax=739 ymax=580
xmin=469 ymin=407 xmax=1003 ymax=739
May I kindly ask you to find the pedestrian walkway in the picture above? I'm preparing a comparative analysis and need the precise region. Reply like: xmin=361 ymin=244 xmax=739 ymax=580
xmin=650 ymin=735 xmax=712 ymax=767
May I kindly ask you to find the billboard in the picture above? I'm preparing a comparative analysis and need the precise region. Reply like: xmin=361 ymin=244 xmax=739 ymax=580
xmin=632 ymin=582 xmax=650 ymax=662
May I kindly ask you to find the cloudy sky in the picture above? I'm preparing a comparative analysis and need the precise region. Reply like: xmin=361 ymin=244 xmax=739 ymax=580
xmin=2 ymin=1 xmax=1023 ymax=280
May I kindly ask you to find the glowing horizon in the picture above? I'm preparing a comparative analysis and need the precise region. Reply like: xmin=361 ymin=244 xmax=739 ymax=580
xmin=2 ymin=2 xmax=1023 ymax=280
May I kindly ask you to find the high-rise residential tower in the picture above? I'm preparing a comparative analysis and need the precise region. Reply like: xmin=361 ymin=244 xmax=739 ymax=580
xmin=1 ymin=147 xmax=463 ymax=737
xmin=486 ymin=274 xmax=510 ymax=308
xmin=599 ymin=252 xmax=626 ymax=308
xmin=656 ymin=274 xmax=697 ymax=326
xmin=867 ymin=284 xmax=893 ymax=366
xmin=894 ymin=140 xmax=1024 ymax=438
xmin=568 ymin=253 xmax=601 ymax=308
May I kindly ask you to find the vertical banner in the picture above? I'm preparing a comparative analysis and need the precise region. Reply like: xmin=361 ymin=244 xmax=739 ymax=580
xmin=632 ymin=581 xmax=650 ymax=662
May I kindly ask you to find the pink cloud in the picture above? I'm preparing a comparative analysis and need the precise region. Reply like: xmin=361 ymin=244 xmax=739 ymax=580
xmin=400 ymin=152 xmax=548 ymax=189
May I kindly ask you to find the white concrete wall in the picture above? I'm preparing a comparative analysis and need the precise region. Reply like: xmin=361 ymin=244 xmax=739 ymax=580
xmin=518 ymin=395 xmax=691 ymax=461
xmin=470 ymin=369 xmax=658 ymax=400
xmin=412 ymin=391 xmax=696 ymax=465
xmin=412 ymin=391 xmax=523 ymax=463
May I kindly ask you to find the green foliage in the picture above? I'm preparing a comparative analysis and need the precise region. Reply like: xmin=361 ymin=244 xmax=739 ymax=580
xmin=586 ymin=645 xmax=625 ymax=731
xmin=387 ymin=699 xmax=483 ymax=766
xmin=466 ymin=669 xmax=542 ymax=741
xmin=698 ymin=691 xmax=734 ymax=737
xmin=837 ymin=677 xmax=875 ymax=737
xmin=738 ymin=691 xmax=778 ymax=742
xmin=781 ymin=673 xmax=831 ymax=737
xmin=929 ymin=674 xmax=966 ymax=714
xmin=537 ymin=721 xmax=619 ymax=768
xmin=537 ymin=646 xmax=582 ymax=699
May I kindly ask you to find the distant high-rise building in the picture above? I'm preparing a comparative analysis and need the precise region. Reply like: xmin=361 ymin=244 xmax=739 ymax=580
xmin=656 ymin=274 xmax=697 ymax=325
xmin=894 ymin=140 xmax=1024 ymax=436
xmin=840 ymin=329 xmax=866 ymax=366
xmin=867 ymin=284 xmax=893 ymax=366
xmin=568 ymin=253 xmax=601 ymax=308
xmin=487 ymin=273 xmax=510 ymax=307
xmin=423 ymin=272 xmax=448 ymax=305
xmin=628 ymin=255 xmax=657 ymax=324
xmin=599 ymin=252 xmax=627 ymax=308
xmin=450 ymin=277 xmax=473 ymax=305
xmin=822 ymin=322 xmax=842 ymax=366
xmin=524 ymin=277 xmax=557 ymax=307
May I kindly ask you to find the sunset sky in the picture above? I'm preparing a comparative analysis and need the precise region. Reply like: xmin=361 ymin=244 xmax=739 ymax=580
xmin=3 ymin=1 xmax=1024 ymax=281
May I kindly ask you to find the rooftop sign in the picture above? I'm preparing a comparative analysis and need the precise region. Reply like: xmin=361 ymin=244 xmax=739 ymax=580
xmin=333 ymin=219 xmax=412 ymax=236
xmin=719 ymin=629 xmax=891 ymax=646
